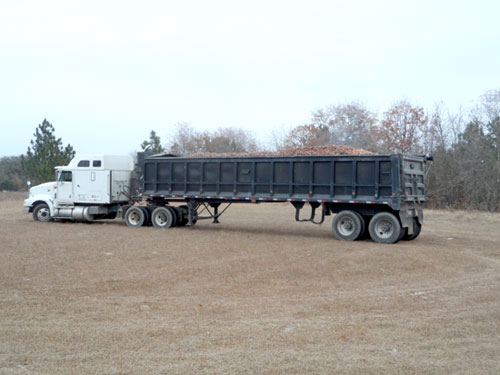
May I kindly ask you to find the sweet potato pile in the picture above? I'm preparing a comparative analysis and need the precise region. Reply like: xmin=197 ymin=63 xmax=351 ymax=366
xmin=186 ymin=145 xmax=371 ymax=158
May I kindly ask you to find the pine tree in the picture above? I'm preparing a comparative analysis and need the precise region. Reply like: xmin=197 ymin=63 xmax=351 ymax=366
xmin=21 ymin=119 xmax=76 ymax=185
xmin=140 ymin=130 xmax=165 ymax=153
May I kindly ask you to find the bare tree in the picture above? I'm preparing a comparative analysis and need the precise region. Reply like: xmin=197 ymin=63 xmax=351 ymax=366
xmin=377 ymin=100 xmax=429 ymax=153
xmin=312 ymin=101 xmax=378 ymax=151
xmin=168 ymin=123 xmax=259 ymax=155
xmin=281 ymin=124 xmax=329 ymax=149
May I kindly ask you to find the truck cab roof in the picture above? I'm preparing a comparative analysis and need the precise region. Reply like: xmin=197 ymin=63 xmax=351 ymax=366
xmin=56 ymin=155 xmax=134 ymax=171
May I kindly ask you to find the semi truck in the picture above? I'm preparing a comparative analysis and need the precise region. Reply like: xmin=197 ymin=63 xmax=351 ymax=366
xmin=23 ymin=152 xmax=432 ymax=244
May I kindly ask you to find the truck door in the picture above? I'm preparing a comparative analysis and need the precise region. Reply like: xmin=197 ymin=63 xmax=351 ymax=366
xmin=56 ymin=170 xmax=74 ymax=204
xmin=73 ymin=170 xmax=110 ymax=204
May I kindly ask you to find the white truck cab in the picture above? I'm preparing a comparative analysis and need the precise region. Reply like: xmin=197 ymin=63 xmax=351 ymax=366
xmin=24 ymin=155 xmax=134 ymax=222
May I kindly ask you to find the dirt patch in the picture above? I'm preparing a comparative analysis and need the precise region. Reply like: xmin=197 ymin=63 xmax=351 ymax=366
xmin=1 ymin=200 xmax=499 ymax=374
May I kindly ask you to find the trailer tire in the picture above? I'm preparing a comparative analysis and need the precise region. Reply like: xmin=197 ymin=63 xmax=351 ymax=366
xmin=353 ymin=211 xmax=366 ymax=240
xmin=151 ymin=207 xmax=174 ymax=228
xmin=33 ymin=203 xmax=51 ymax=222
xmin=332 ymin=210 xmax=363 ymax=241
xmin=368 ymin=212 xmax=402 ymax=244
xmin=360 ymin=215 xmax=372 ymax=239
xmin=403 ymin=219 xmax=422 ymax=241
xmin=125 ymin=206 xmax=146 ymax=228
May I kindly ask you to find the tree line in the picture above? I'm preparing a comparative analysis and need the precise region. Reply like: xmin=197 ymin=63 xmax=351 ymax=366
xmin=0 ymin=119 xmax=75 ymax=190
xmin=2 ymin=89 xmax=499 ymax=211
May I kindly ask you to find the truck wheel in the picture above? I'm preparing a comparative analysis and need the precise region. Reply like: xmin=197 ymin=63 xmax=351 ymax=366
xmin=151 ymin=207 xmax=174 ymax=228
xmin=140 ymin=207 xmax=151 ymax=226
xmin=360 ymin=215 xmax=372 ymax=239
xmin=332 ymin=210 xmax=363 ymax=241
xmin=354 ymin=211 xmax=366 ymax=240
xmin=125 ymin=206 xmax=146 ymax=228
xmin=368 ymin=212 xmax=402 ymax=244
xmin=33 ymin=203 xmax=51 ymax=222
xmin=166 ymin=206 xmax=178 ymax=227
xmin=403 ymin=219 xmax=422 ymax=241
xmin=174 ymin=207 xmax=187 ymax=226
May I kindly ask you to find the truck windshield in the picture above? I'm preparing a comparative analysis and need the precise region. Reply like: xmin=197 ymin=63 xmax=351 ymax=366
xmin=59 ymin=171 xmax=72 ymax=182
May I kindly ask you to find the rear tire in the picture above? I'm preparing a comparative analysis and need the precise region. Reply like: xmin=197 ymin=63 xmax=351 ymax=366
xmin=332 ymin=210 xmax=363 ymax=241
xmin=125 ymin=206 xmax=146 ymax=228
xmin=166 ymin=206 xmax=178 ymax=227
xmin=140 ymin=206 xmax=151 ymax=226
xmin=353 ymin=211 xmax=366 ymax=240
xmin=403 ymin=219 xmax=422 ymax=241
xmin=33 ymin=203 xmax=51 ymax=222
xmin=368 ymin=212 xmax=402 ymax=244
xmin=174 ymin=206 xmax=188 ymax=226
xmin=151 ymin=207 xmax=174 ymax=228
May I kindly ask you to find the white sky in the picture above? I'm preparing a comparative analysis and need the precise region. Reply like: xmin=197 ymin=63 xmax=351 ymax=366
xmin=1 ymin=0 xmax=499 ymax=156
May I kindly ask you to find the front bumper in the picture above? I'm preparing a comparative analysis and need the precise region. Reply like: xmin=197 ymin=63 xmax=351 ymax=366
xmin=23 ymin=197 xmax=35 ymax=214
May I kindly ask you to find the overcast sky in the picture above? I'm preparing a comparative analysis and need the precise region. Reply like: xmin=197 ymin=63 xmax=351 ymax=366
xmin=1 ymin=0 xmax=499 ymax=157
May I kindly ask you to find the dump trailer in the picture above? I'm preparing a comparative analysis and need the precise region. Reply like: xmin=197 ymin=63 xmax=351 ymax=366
xmin=121 ymin=152 xmax=431 ymax=243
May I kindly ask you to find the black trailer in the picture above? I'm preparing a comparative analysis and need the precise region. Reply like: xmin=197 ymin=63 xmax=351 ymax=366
xmin=124 ymin=152 xmax=431 ymax=243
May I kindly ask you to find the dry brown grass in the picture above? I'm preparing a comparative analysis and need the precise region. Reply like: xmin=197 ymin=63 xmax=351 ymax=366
xmin=0 ymin=191 xmax=27 ymax=201
xmin=1 ymin=199 xmax=500 ymax=374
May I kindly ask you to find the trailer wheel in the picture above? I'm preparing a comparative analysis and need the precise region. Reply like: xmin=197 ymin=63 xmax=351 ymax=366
xmin=332 ymin=210 xmax=363 ymax=241
xmin=353 ymin=211 xmax=366 ymax=240
xmin=125 ymin=206 xmax=146 ymax=228
xmin=403 ymin=219 xmax=422 ymax=241
xmin=368 ymin=212 xmax=402 ymax=244
xmin=360 ymin=215 xmax=372 ymax=239
xmin=33 ymin=203 xmax=51 ymax=222
xmin=151 ymin=207 xmax=174 ymax=228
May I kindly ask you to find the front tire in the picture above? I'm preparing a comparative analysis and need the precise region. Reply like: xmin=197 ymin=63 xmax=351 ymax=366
xmin=368 ymin=212 xmax=402 ymax=244
xmin=332 ymin=210 xmax=363 ymax=241
xmin=33 ymin=203 xmax=51 ymax=222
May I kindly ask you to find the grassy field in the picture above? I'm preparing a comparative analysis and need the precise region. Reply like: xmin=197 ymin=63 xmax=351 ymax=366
xmin=1 ymin=194 xmax=500 ymax=374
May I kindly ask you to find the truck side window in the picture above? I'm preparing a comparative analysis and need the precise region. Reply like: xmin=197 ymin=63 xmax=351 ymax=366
xmin=78 ymin=160 xmax=90 ymax=167
xmin=59 ymin=171 xmax=72 ymax=182
xmin=93 ymin=160 xmax=102 ymax=167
